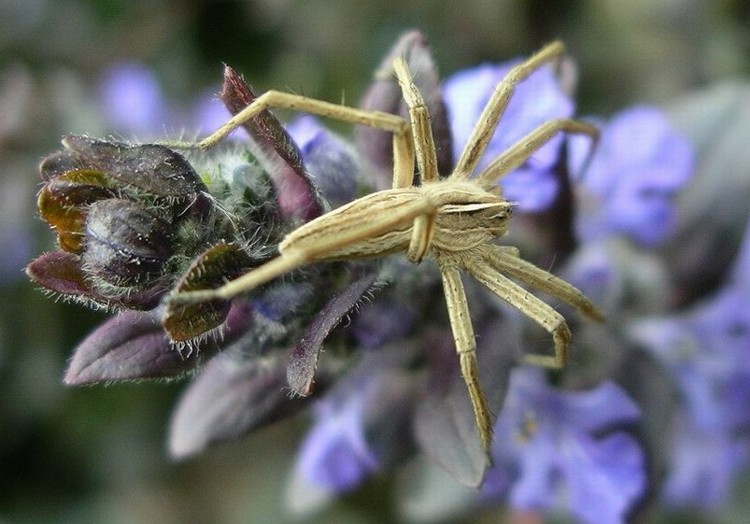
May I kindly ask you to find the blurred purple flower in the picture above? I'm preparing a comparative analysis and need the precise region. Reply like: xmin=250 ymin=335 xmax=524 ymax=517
xmin=101 ymin=64 xmax=232 ymax=139
xmin=632 ymin=281 xmax=750 ymax=427
xmin=662 ymin=412 xmax=747 ymax=508
xmin=443 ymin=60 xmax=574 ymax=211
xmin=631 ymin=250 xmax=750 ymax=507
xmin=290 ymin=353 xmax=416 ymax=496
xmin=349 ymin=298 xmax=417 ymax=350
xmin=286 ymin=115 xmax=359 ymax=208
xmin=482 ymin=369 xmax=646 ymax=524
xmin=99 ymin=62 xmax=168 ymax=135
xmin=191 ymin=89 xmax=232 ymax=135
xmin=295 ymin=386 xmax=380 ymax=491
xmin=568 ymin=106 xmax=694 ymax=247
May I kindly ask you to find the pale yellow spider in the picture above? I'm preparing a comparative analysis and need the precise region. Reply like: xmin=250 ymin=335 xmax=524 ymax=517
xmin=167 ymin=41 xmax=603 ymax=452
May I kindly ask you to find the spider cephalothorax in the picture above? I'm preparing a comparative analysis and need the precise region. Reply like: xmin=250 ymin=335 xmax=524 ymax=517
xmin=164 ymin=41 xmax=603 ymax=452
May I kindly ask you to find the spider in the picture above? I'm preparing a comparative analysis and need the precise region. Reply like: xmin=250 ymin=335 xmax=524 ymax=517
xmin=166 ymin=41 xmax=603 ymax=452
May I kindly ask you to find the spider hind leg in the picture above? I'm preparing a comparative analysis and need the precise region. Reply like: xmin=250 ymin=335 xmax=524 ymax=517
xmin=437 ymin=256 xmax=494 ymax=453
xmin=463 ymin=248 xmax=573 ymax=369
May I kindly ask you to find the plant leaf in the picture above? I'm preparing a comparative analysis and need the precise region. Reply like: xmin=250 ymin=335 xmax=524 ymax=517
xmin=26 ymin=250 xmax=165 ymax=309
xmin=64 ymin=310 xmax=202 ymax=384
xmin=168 ymin=349 xmax=305 ymax=459
xmin=26 ymin=250 xmax=91 ymax=297
xmin=414 ymin=318 xmax=515 ymax=487
xmin=162 ymin=242 xmax=257 ymax=341
xmin=287 ymin=269 xmax=379 ymax=396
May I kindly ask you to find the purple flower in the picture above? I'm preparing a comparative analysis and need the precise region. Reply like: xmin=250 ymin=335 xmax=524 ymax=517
xmin=483 ymin=369 xmax=646 ymax=524
xmin=99 ymin=63 xmax=168 ymax=135
xmin=568 ymin=106 xmax=694 ymax=247
xmin=630 ymin=262 xmax=750 ymax=507
xmin=287 ymin=352 xmax=417 ymax=511
xmin=632 ymin=287 xmax=750 ymax=430
xmin=101 ymin=64 xmax=233 ymax=140
xmin=295 ymin=386 xmax=380 ymax=492
xmin=191 ymin=89 xmax=232 ymax=135
xmin=662 ymin=412 xmax=747 ymax=508
xmin=443 ymin=60 xmax=574 ymax=211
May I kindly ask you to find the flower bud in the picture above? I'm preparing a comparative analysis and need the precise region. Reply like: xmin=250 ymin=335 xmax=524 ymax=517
xmin=37 ymin=168 xmax=116 ymax=253
xmin=29 ymin=136 xmax=215 ymax=309
xmin=82 ymin=199 xmax=174 ymax=290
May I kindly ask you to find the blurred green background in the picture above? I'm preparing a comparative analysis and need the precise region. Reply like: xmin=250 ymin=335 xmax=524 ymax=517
xmin=1 ymin=1 xmax=749 ymax=523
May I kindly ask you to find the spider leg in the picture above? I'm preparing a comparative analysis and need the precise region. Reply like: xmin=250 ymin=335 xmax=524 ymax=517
xmin=485 ymin=245 xmax=604 ymax=321
xmin=168 ymin=197 xmax=437 ymax=306
xmin=393 ymin=57 xmax=440 ymax=184
xmin=391 ymin=56 xmax=443 ymax=262
xmin=160 ymin=90 xmax=416 ymax=193
xmin=436 ymin=256 xmax=493 ymax=453
xmin=463 ymin=251 xmax=571 ymax=368
xmin=452 ymin=41 xmax=567 ymax=179
xmin=476 ymin=118 xmax=599 ymax=186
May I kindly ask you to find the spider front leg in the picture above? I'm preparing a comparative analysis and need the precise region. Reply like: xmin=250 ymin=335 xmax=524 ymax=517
xmin=476 ymin=117 xmax=599 ymax=185
xmin=393 ymin=57 xmax=439 ymax=184
xmin=161 ymin=89 xmax=417 ymax=190
xmin=453 ymin=40 xmax=568 ymax=178
xmin=436 ymin=255 xmax=494 ymax=453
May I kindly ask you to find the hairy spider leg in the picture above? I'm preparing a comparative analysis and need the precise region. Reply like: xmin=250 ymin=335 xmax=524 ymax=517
xmin=464 ymin=247 xmax=572 ymax=369
xmin=452 ymin=40 xmax=567 ymax=179
xmin=437 ymin=255 xmax=494 ymax=451
xmin=484 ymin=245 xmax=604 ymax=322
xmin=161 ymin=90 xmax=417 ymax=190
xmin=392 ymin=57 xmax=439 ymax=184
xmin=476 ymin=118 xmax=599 ymax=186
